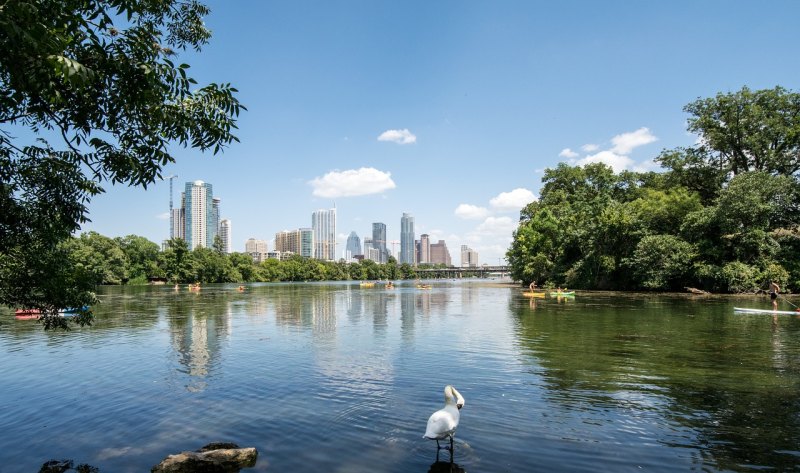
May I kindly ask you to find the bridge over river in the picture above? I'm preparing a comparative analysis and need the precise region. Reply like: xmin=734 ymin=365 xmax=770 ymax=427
xmin=415 ymin=265 xmax=511 ymax=278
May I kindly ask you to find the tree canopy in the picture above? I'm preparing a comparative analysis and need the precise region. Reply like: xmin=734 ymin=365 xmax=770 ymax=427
xmin=509 ymin=86 xmax=800 ymax=293
xmin=0 ymin=0 xmax=244 ymax=328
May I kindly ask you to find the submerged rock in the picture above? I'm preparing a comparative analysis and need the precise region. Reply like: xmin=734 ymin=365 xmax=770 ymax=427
xmin=151 ymin=443 xmax=258 ymax=473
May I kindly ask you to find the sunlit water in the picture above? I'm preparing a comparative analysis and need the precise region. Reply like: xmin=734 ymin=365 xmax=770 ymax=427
xmin=1 ymin=281 xmax=799 ymax=472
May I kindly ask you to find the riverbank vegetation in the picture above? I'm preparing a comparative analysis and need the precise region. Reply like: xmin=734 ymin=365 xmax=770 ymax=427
xmin=507 ymin=86 xmax=800 ymax=293
xmin=0 ymin=0 xmax=243 ymax=326
xmin=62 ymin=233 xmax=458 ymax=284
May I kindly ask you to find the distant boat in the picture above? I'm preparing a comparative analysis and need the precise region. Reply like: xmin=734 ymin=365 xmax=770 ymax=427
xmin=416 ymin=284 xmax=432 ymax=290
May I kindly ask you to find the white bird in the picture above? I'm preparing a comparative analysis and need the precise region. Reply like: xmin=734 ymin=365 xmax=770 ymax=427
xmin=423 ymin=385 xmax=465 ymax=452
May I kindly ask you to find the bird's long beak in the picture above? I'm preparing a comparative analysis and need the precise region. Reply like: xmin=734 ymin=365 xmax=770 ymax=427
xmin=457 ymin=403 xmax=463 ymax=410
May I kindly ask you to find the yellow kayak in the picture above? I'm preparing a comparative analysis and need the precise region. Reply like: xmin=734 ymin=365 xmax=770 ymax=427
xmin=522 ymin=291 xmax=546 ymax=298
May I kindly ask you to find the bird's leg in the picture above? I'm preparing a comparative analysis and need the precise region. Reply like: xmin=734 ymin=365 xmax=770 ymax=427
xmin=435 ymin=439 xmax=441 ymax=450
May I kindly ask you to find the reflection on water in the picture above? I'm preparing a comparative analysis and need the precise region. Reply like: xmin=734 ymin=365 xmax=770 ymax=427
xmin=1 ymin=282 xmax=799 ymax=472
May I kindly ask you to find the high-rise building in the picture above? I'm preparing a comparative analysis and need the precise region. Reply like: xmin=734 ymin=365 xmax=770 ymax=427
xmin=211 ymin=197 xmax=221 ymax=244
xmin=245 ymin=238 xmax=268 ymax=263
xmin=275 ymin=228 xmax=313 ymax=258
xmin=312 ymin=208 xmax=336 ymax=260
xmin=171 ymin=206 xmax=185 ymax=241
xmin=184 ymin=180 xmax=214 ymax=250
xmin=430 ymin=240 xmax=452 ymax=266
xmin=219 ymin=219 xmax=232 ymax=254
xmin=372 ymin=222 xmax=387 ymax=263
xmin=400 ymin=213 xmax=415 ymax=265
xmin=461 ymin=245 xmax=479 ymax=267
xmin=345 ymin=231 xmax=361 ymax=260
xmin=363 ymin=237 xmax=381 ymax=262
xmin=299 ymin=228 xmax=313 ymax=258
xmin=417 ymin=234 xmax=431 ymax=264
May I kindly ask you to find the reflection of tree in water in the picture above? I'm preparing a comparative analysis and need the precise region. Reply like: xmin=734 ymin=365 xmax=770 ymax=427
xmin=508 ymin=295 xmax=800 ymax=470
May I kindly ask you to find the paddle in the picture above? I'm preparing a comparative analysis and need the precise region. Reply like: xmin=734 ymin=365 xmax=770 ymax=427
xmin=777 ymin=293 xmax=800 ymax=312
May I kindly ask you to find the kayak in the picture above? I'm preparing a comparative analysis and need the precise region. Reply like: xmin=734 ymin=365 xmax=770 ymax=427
xmin=522 ymin=292 xmax=546 ymax=298
xmin=734 ymin=307 xmax=800 ymax=315
xmin=550 ymin=291 xmax=575 ymax=297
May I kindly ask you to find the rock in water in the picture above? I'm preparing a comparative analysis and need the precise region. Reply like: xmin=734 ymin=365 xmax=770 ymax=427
xmin=151 ymin=443 xmax=258 ymax=473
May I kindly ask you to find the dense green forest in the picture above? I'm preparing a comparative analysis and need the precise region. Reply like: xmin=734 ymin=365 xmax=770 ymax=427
xmin=507 ymin=86 xmax=800 ymax=293
xmin=62 ymin=233 xmax=454 ymax=285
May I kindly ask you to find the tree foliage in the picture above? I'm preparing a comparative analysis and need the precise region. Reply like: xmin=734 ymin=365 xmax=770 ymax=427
xmin=508 ymin=86 xmax=800 ymax=293
xmin=0 ymin=0 xmax=244 ymax=326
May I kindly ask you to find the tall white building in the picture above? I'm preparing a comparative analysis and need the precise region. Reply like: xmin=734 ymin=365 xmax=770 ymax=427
xmin=312 ymin=208 xmax=336 ymax=261
xmin=184 ymin=180 xmax=214 ymax=250
xmin=219 ymin=219 xmax=232 ymax=254
xmin=461 ymin=245 xmax=479 ymax=268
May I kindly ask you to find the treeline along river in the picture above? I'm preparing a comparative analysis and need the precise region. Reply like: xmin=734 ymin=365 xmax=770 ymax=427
xmin=1 ymin=281 xmax=799 ymax=471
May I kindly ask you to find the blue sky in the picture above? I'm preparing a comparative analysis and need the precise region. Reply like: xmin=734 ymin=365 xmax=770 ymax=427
xmin=81 ymin=0 xmax=800 ymax=265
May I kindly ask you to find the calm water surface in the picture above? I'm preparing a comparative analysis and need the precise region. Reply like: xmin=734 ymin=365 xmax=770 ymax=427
xmin=1 ymin=281 xmax=799 ymax=472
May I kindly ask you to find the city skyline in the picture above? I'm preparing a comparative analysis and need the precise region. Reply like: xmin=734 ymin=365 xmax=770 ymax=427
xmin=78 ymin=1 xmax=800 ymax=267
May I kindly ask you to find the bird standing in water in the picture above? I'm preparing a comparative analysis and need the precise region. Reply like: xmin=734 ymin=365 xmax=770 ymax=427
xmin=424 ymin=385 xmax=465 ymax=453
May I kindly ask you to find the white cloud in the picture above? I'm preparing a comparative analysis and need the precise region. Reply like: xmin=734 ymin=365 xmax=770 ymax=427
xmin=309 ymin=167 xmax=396 ymax=198
xmin=475 ymin=216 xmax=517 ymax=236
xmin=610 ymin=127 xmax=657 ymax=154
xmin=576 ymin=150 xmax=634 ymax=173
xmin=454 ymin=204 xmax=490 ymax=220
xmin=156 ymin=212 xmax=169 ymax=220
xmin=559 ymin=148 xmax=579 ymax=158
xmin=581 ymin=143 xmax=599 ymax=152
xmin=377 ymin=128 xmax=417 ymax=145
xmin=489 ymin=188 xmax=536 ymax=212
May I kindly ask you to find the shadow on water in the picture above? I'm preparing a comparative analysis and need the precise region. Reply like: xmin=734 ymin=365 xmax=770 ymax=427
xmin=428 ymin=460 xmax=466 ymax=473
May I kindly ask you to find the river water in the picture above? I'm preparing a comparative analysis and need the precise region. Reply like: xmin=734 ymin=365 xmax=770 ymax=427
xmin=1 ymin=280 xmax=799 ymax=472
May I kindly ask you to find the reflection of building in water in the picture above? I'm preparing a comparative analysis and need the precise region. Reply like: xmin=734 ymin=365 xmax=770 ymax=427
xmin=400 ymin=292 xmax=416 ymax=342
xmin=273 ymin=290 xmax=336 ymax=336
xmin=415 ymin=291 xmax=450 ymax=316
xmin=461 ymin=284 xmax=478 ymax=310
xmin=366 ymin=292 xmax=389 ymax=334
xmin=170 ymin=308 xmax=231 ymax=390
xmin=345 ymin=288 xmax=363 ymax=324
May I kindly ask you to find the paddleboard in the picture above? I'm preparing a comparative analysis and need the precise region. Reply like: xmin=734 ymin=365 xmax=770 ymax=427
xmin=734 ymin=307 xmax=800 ymax=315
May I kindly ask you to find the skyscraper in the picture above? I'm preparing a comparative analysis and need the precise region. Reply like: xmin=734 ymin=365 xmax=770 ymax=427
xmin=418 ymin=234 xmax=430 ymax=264
xmin=219 ymin=219 xmax=232 ymax=254
xmin=312 ymin=208 xmax=336 ymax=260
xmin=400 ymin=213 xmax=415 ymax=265
xmin=372 ymin=222 xmax=387 ymax=263
xmin=430 ymin=240 xmax=452 ymax=266
xmin=184 ymin=180 xmax=214 ymax=250
xmin=345 ymin=231 xmax=361 ymax=260
xmin=211 ymin=197 xmax=221 ymax=244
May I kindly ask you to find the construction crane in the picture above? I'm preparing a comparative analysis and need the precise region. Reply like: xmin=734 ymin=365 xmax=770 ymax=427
xmin=166 ymin=174 xmax=178 ymax=239
xmin=389 ymin=240 xmax=400 ymax=259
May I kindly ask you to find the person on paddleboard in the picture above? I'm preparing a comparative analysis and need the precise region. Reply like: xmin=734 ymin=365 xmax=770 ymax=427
xmin=769 ymin=281 xmax=780 ymax=310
